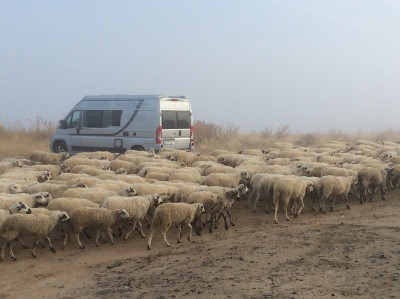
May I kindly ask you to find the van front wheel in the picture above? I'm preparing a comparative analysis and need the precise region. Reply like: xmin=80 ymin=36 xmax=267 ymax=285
xmin=54 ymin=141 xmax=68 ymax=154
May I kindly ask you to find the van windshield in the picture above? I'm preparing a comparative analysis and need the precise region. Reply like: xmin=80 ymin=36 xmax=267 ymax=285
xmin=162 ymin=111 xmax=191 ymax=129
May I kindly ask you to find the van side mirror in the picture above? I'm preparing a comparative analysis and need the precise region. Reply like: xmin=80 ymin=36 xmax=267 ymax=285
xmin=59 ymin=120 xmax=67 ymax=129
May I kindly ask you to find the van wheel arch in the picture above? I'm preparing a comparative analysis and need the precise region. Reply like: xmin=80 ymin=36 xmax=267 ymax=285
xmin=131 ymin=145 xmax=145 ymax=151
xmin=53 ymin=141 xmax=68 ymax=153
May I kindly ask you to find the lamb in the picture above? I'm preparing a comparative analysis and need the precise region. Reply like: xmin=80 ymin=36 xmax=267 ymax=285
xmin=319 ymin=175 xmax=358 ymax=213
xmin=357 ymin=166 xmax=393 ymax=203
xmin=272 ymin=177 xmax=313 ymax=224
xmin=146 ymin=202 xmax=205 ymax=249
xmin=67 ymin=207 xmax=129 ymax=249
xmin=101 ymin=193 xmax=162 ymax=240
xmin=202 ymin=171 xmax=249 ymax=188
xmin=0 ymin=212 xmax=70 ymax=261
xmin=30 ymin=150 xmax=69 ymax=165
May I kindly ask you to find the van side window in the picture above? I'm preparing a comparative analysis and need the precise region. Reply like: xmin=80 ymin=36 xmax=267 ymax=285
xmin=65 ymin=110 xmax=81 ymax=128
xmin=82 ymin=110 xmax=122 ymax=128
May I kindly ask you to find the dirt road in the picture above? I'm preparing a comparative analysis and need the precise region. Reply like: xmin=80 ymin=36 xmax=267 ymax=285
xmin=1 ymin=191 xmax=400 ymax=299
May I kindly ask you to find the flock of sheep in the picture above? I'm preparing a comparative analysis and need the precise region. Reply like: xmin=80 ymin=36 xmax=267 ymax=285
xmin=0 ymin=139 xmax=399 ymax=261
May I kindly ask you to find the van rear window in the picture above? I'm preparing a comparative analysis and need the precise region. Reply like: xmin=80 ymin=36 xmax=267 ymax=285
xmin=162 ymin=111 xmax=190 ymax=129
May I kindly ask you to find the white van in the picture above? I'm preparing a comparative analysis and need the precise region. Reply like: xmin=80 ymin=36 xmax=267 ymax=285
xmin=50 ymin=95 xmax=194 ymax=154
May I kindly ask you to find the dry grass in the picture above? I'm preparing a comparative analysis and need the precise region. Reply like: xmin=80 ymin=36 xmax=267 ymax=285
xmin=1 ymin=118 xmax=400 ymax=159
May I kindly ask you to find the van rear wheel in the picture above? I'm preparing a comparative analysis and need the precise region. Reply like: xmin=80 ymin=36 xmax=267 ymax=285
xmin=54 ymin=141 xmax=68 ymax=154
xmin=131 ymin=146 xmax=145 ymax=151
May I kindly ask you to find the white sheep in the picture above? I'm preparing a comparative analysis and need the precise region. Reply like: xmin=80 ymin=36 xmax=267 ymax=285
xmin=0 ymin=212 xmax=70 ymax=261
xmin=168 ymin=169 xmax=203 ymax=184
xmin=0 ymin=192 xmax=48 ymax=209
xmin=202 ymin=171 xmax=249 ymax=188
xmin=73 ymin=151 xmax=120 ymax=161
xmin=23 ymin=182 xmax=87 ymax=198
xmin=30 ymin=150 xmax=69 ymax=165
xmin=67 ymin=207 xmax=129 ymax=249
xmin=0 ymin=159 xmax=23 ymax=175
xmin=47 ymin=197 xmax=100 ymax=215
xmin=101 ymin=193 xmax=162 ymax=240
xmin=0 ymin=202 xmax=32 ymax=229
xmin=109 ymin=160 xmax=139 ymax=174
xmin=272 ymin=177 xmax=313 ymax=224
xmin=357 ymin=166 xmax=393 ymax=203
xmin=319 ymin=175 xmax=358 ymax=213
xmin=146 ymin=202 xmax=205 ymax=249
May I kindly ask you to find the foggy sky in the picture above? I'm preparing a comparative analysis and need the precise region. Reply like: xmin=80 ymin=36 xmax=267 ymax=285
xmin=1 ymin=1 xmax=400 ymax=133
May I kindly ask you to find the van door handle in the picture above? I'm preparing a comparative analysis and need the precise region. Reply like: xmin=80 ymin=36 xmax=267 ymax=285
xmin=179 ymin=130 xmax=181 ymax=136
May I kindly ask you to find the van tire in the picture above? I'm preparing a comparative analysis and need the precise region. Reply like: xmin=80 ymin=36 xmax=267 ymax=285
xmin=54 ymin=141 xmax=68 ymax=154
xmin=131 ymin=146 xmax=145 ymax=151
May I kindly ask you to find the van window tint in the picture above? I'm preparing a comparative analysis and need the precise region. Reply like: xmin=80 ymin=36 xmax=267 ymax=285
xmin=162 ymin=111 xmax=191 ymax=129
xmin=83 ymin=110 xmax=122 ymax=128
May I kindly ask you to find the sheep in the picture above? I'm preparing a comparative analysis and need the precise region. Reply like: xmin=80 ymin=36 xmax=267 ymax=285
xmin=109 ymin=160 xmax=139 ymax=174
xmin=115 ymin=168 xmax=127 ymax=175
xmin=95 ymin=173 xmax=147 ymax=184
xmin=131 ymin=183 xmax=178 ymax=201
xmin=0 ymin=212 xmax=70 ymax=261
xmin=388 ymin=164 xmax=400 ymax=189
xmin=30 ymin=164 xmax=70 ymax=177
xmin=0 ymin=169 xmax=52 ymax=183
xmin=67 ymin=207 xmax=129 ymax=249
xmin=47 ymin=197 xmax=100 ymax=215
xmin=319 ymin=175 xmax=358 ymax=213
xmin=101 ymin=193 xmax=162 ymax=240
xmin=174 ymin=184 xmax=204 ymax=203
xmin=168 ymin=169 xmax=203 ymax=184
xmin=202 ymin=171 xmax=249 ymax=188
xmin=250 ymin=174 xmax=285 ymax=213
xmin=30 ymin=150 xmax=69 ymax=165
xmin=0 ymin=183 xmax=23 ymax=194
xmin=0 ymin=159 xmax=23 ymax=175
xmin=357 ymin=166 xmax=393 ymax=203
xmin=320 ymin=167 xmax=357 ymax=177
xmin=272 ymin=177 xmax=313 ymax=224
xmin=23 ymin=182 xmax=87 ymax=198
xmin=0 ymin=192 xmax=48 ymax=209
xmin=186 ymin=190 xmax=219 ymax=230
xmin=0 ymin=202 xmax=32 ymax=229
xmin=62 ymin=157 xmax=110 ymax=169
xmin=146 ymin=202 xmax=205 ymax=249
xmin=73 ymin=151 xmax=120 ymax=161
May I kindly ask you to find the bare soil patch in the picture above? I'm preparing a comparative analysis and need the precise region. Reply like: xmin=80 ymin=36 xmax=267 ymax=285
xmin=1 ymin=191 xmax=400 ymax=299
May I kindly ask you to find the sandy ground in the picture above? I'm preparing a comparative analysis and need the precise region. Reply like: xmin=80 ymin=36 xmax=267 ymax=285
xmin=1 ymin=190 xmax=400 ymax=299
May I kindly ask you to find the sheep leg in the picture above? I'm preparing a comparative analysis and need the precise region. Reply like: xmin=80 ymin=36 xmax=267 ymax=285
xmin=177 ymin=224 xmax=182 ymax=243
xmin=147 ymin=225 xmax=155 ymax=250
xmin=225 ymin=208 xmax=235 ymax=226
xmin=218 ymin=212 xmax=228 ymax=230
xmin=294 ymin=199 xmax=304 ymax=218
xmin=187 ymin=222 xmax=193 ymax=242
xmin=9 ymin=242 xmax=17 ymax=261
xmin=1 ymin=239 xmax=8 ymax=261
xmin=162 ymin=224 xmax=171 ymax=247
xmin=380 ymin=185 xmax=386 ymax=201
xmin=62 ymin=234 xmax=69 ymax=249
xmin=95 ymin=230 xmax=101 ymax=247
xmin=16 ymin=237 xmax=29 ymax=249
xmin=31 ymin=239 xmax=39 ymax=258
xmin=283 ymin=200 xmax=290 ymax=222
xmin=319 ymin=196 xmax=327 ymax=214
xmin=274 ymin=199 xmax=279 ymax=224
xmin=107 ymin=228 xmax=114 ymax=244
xmin=124 ymin=220 xmax=137 ymax=240
xmin=209 ymin=214 xmax=215 ymax=233
xmin=345 ymin=194 xmax=350 ymax=209
xmin=252 ymin=191 xmax=262 ymax=212
xmin=44 ymin=236 xmax=55 ymax=253
xmin=75 ymin=233 xmax=85 ymax=249
xmin=330 ymin=197 xmax=336 ymax=212
xmin=137 ymin=221 xmax=146 ymax=238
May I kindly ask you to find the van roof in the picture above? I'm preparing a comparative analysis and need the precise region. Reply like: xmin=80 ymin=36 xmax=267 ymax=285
xmin=82 ymin=95 xmax=187 ymax=101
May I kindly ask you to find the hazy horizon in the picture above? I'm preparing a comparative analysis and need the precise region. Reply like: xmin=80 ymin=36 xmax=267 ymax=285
xmin=1 ymin=1 xmax=400 ymax=134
